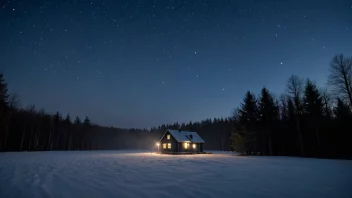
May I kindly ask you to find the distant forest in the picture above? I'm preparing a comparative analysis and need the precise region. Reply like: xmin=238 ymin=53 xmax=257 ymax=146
xmin=0 ymin=54 xmax=351 ymax=159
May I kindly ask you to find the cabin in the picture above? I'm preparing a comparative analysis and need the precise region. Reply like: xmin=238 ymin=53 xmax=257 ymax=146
xmin=158 ymin=129 xmax=205 ymax=154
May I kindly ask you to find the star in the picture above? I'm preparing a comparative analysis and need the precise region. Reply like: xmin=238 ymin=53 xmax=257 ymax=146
xmin=194 ymin=51 xmax=197 ymax=55
xmin=280 ymin=62 xmax=283 ymax=65
xmin=162 ymin=81 xmax=165 ymax=84
xmin=196 ymin=74 xmax=199 ymax=78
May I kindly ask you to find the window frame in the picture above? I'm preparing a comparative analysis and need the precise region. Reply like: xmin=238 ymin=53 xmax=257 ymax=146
xmin=167 ymin=134 xmax=170 ymax=140
xmin=163 ymin=143 xmax=166 ymax=149
xmin=167 ymin=143 xmax=171 ymax=149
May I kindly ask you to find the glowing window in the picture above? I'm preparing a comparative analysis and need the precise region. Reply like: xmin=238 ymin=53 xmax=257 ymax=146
xmin=184 ymin=142 xmax=188 ymax=149
xmin=168 ymin=143 xmax=171 ymax=149
xmin=163 ymin=143 xmax=166 ymax=149
xmin=167 ymin=134 xmax=170 ymax=140
xmin=193 ymin=144 xmax=196 ymax=149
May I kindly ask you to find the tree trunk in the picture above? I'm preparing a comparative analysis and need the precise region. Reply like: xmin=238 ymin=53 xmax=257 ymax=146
xmin=20 ymin=124 xmax=26 ymax=150
xmin=315 ymin=127 xmax=320 ymax=156
xmin=268 ymin=131 xmax=273 ymax=156
xmin=342 ymin=73 xmax=352 ymax=108
xmin=28 ymin=127 xmax=34 ymax=151
xmin=3 ymin=118 xmax=9 ymax=150
xmin=48 ymin=127 xmax=52 ymax=150
xmin=296 ymin=116 xmax=304 ymax=156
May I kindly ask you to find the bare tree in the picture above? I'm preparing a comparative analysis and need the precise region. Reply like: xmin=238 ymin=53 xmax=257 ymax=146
xmin=279 ymin=94 xmax=288 ymax=120
xmin=328 ymin=54 xmax=352 ymax=107
xmin=320 ymin=88 xmax=333 ymax=118
xmin=286 ymin=75 xmax=305 ymax=156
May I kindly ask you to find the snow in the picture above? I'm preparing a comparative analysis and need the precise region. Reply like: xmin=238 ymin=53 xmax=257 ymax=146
xmin=0 ymin=150 xmax=351 ymax=198
xmin=167 ymin=129 xmax=205 ymax=143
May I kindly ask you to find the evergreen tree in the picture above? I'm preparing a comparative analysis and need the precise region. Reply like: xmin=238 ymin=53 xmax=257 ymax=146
xmin=258 ymin=87 xmax=278 ymax=155
xmin=74 ymin=116 xmax=81 ymax=125
xmin=0 ymin=72 xmax=9 ymax=111
xmin=65 ymin=114 xmax=72 ymax=124
xmin=303 ymin=80 xmax=324 ymax=117
xmin=333 ymin=98 xmax=352 ymax=157
xmin=303 ymin=79 xmax=324 ymax=155
xmin=233 ymin=91 xmax=259 ymax=155
xmin=238 ymin=91 xmax=258 ymax=126
xmin=84 ymin=116 xmax=91 ymax=126
xmin=0 ymin=73 xmax=9 ymax=149
xmin=334 ymin=98 xmax=352 ymax=120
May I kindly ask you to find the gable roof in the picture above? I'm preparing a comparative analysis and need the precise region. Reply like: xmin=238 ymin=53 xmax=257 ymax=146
xmin=160 ymin=129 xmax=205 ymax=143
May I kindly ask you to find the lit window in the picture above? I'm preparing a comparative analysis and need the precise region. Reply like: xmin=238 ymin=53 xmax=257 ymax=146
xmin=163 ymin=143 xmax=166 ymax=149
xmin=193 ymin=144 xmax=196 ymax=149
xmin=167 ymin=134 xmax=170 ymax=140
xmin=184 ymin=142 xmax=188 ymax=149
xmin=168 ymin=143 xmax=171 ymax=149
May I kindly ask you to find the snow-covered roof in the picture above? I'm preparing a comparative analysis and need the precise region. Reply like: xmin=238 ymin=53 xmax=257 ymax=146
xmin=160 ymin=129 xmax=205 ymax=143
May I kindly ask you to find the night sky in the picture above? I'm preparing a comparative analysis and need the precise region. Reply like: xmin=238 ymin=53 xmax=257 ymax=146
xmin=1 ymin=0 xmax=351 ymax=128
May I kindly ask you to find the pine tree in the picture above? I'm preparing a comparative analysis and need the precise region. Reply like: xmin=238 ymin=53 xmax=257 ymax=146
xmin=334 ymin=98 xmax=352 ymax=120
xmin=74 ymin=116 xmax=81 ymax=125
xmin=258 ymin=87 xmax=278 ymax=155
xmin=0 ymin=72 xmax=9 ymax=111
xmin=65 ymin=114 xmax=72 ymax=124
xmin=238 ymin=91 xmax=258 ymax=126
xmin=303 ymin=79 xmax=324 ymax=155
xmin=233 ymin=91 xmax=259 ymax=155
xmin=84 ymin=116 xmax=91 ymax=126
xmin=303 ymin=80 xmax=324 ymax=117
xmin=0 ymin=73 xmax=9 ymax=150
xmin=333 ymin=98 xmax=352 ymax=157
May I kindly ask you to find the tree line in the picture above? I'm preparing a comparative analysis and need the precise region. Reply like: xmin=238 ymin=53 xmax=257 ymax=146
xmin=230 ymin=54 xmax=352 ymax=158
xmin=1 ymin=54 xmax=351 ymax=159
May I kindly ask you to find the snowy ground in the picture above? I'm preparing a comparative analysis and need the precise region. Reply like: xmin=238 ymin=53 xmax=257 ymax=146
xmin=0 ymin=150 xmax=351 ymax=198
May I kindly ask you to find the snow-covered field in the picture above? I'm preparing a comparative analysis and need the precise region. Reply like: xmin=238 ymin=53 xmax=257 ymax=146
xmin=0 ymin=150 xmax=351 ymax=198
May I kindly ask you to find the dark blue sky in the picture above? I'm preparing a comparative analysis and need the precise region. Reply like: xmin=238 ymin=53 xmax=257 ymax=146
xmin=1 ymin=0 xmax=351 ymax=128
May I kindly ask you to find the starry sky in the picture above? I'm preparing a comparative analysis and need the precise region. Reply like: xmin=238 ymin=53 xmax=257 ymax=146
xmin=1 ymin=0 xmax=351 ymax=128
